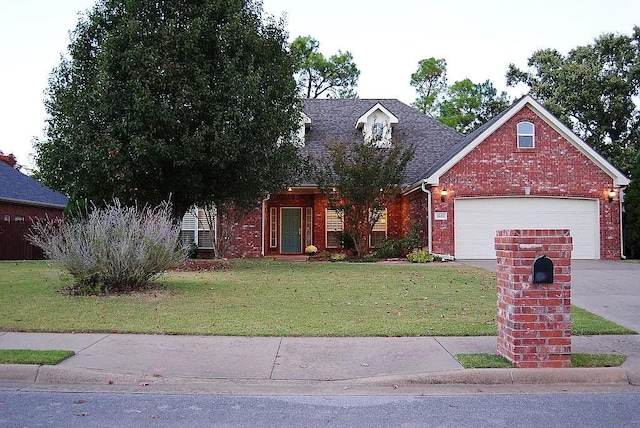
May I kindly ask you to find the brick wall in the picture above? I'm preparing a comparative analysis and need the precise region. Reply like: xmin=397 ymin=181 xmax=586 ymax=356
xmin=433 ymin=106 xmax=621 ymax=259
xmin=495 ymin=229 xmax=573 ymax=368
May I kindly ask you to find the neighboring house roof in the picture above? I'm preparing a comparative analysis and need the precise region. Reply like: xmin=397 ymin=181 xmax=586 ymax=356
xmin=421 ymin=95 xmax=631 ymax=187
xmin=0 ymin=161 xmax=68 ymax=208
xmin=300 ymin=99 xmax=463 ymax=186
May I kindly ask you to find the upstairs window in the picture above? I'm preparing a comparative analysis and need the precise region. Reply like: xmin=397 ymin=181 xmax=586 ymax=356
xmin=517 ymin=121 xmax=535 ymax=148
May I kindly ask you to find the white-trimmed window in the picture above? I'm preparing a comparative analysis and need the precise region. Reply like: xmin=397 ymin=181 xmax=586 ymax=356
xmin=179 ymin=209 xmax=197 ymax=248
xmin=305 ymin=207 xmax=313 ymax=248
xmin=325 ymin=209 xmax=344 ymax=248
xmin=517 ymin=121 xmax=535 ymax=148
xmin=180 ymin=207 xmax=215 ymax=249
xmin=369 ymin=209 xmax=387 ymax=248
xmin=197 ymin=209 xmax=213 ymax=248
xmin=270 ymin=207 xmax=278 ymax=248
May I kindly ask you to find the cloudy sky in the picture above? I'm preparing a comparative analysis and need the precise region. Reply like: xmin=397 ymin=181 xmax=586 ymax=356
xmin=1 ymin=0 xmax=639 ymax=168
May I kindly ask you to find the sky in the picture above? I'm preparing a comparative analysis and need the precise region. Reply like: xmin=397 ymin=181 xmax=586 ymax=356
xmin=1 ymin=0 xmax=639 ymax=169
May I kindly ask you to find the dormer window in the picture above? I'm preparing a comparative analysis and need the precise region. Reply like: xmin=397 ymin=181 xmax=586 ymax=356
xmin=355 ymin=103 xmax=398 ymax=148
xmin=517 ymin=121 xmax=535 ymax=148
xmin=371 ymin=122 xmax=385 ymax=140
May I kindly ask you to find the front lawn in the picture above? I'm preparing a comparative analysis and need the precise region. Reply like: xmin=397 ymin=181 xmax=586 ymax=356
xmin=0 ymin=260 xmax=634 ymax=336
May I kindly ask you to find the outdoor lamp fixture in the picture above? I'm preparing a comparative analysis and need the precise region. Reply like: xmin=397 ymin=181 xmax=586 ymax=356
xmin=287 ymin=187 xmax=293 ymax=192
xmin=608 ymin=189 xmax=616 ymax=203
xmin=440 ymin=187 xmax=448 ymax=203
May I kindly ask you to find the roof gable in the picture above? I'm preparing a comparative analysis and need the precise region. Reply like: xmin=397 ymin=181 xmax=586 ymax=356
xmin=0 ymin=162 xmax=68 ymax=208
xmin=422 ymin=95 xmax=630 ymax=187
xmin=354 ymin=102 xmax=399 ymax=129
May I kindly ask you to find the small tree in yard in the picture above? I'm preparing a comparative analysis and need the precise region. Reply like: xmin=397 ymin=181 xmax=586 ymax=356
xmin=27 ymin=199 xmax=184 ymax=294
xmin=313 ymin=138 xmax=414 ymax=257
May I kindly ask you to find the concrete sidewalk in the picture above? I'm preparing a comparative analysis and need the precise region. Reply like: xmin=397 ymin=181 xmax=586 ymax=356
xmin=1 ymin=332 xmax=639 ymax=394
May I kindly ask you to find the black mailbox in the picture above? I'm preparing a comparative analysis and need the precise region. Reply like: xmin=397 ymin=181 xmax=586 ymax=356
xmin=532 ymin=255 xmax=554 ymax=284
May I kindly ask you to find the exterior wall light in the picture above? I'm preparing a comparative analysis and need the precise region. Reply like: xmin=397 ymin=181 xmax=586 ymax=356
xmin=608 ymin=189 xmax=616 ymax=203
xmin=440 ymin=187 xmax=448 ymax=203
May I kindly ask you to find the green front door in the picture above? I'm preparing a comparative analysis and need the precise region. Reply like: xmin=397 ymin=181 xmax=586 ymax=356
xmin=281 ymin=208 xmax=302 ymax=253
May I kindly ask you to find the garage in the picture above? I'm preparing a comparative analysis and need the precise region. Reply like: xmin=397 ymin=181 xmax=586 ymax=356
xmin=454 ymin=197 xmax=599 ymax=259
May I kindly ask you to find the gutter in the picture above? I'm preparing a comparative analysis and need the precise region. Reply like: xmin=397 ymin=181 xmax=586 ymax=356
xmin=620 ymin=187 xmax=627 ymax=260
xmin=420 ymin=180 xmax=433 ymax=254
xmin=261 ymin=194 xmax=270 ymax=257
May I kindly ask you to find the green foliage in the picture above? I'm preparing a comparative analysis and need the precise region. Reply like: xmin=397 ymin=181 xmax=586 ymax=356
xmin=0 ymin=349 xmax=75 ymax=365
xmin=410 ymin=57 xmax=448 ymax=116
xmin=506 ymin=27 xmax=640 ymax=177
xmin=374 ymin=225 xmax=423 ymax=259
xmin=456 ymin=353 xmax=627 ymax=368
xmin=27 ymin=199 xmax=185 ymax=294
xmin=329 ymin=253 xmax=347 ymax=262
xmin=438 ymin=79 xmax=511 ymax=134
xmin=313 ymin=138 xmax=414 ymax=257
xmin=456 ymin=353 xmax=513 ymax=368
xmin=290 ymin=35 xmax=360 ymax=98
xmin=374 ymin=238 xmax=405 ymax=259
xmin=410 ymin=58 xmax=511 ymax=132
xmin=407 ymin=248 xmax=435 ymax=263
xmin=624 ymin=154 xmax=640 ymax=258
xmin=36 ymin=0 xmax=302 ymax=218
xmin=571 ymin=353 xmax=627 ymax=368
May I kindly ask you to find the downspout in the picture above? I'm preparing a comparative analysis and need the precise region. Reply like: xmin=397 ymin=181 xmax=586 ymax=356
xmin=620 ymin=187 xmax=626 ymax=260
xmin=261 ymin=194 xmax=270 ymax=257
xmin=420 ymin=180 xmax=433 ymax=254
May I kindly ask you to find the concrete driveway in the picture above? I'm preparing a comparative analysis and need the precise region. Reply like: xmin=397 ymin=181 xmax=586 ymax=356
xmin=460 ymin=259 xmax=640 ymax=333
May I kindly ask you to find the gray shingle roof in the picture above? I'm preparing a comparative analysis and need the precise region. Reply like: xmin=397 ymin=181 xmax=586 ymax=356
xmin=0 ymin=161 xmax=68 ymax=208
xmin=300 ymin=99 xmax=463 ymax=186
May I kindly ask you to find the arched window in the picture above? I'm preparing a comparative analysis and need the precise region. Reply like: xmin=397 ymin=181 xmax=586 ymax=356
xmin=517 ymin=121 xmax=535 ymax=148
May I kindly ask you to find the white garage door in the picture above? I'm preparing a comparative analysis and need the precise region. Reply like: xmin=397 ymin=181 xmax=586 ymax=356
xmin=454 ymin=197 xmax=599 ymax=259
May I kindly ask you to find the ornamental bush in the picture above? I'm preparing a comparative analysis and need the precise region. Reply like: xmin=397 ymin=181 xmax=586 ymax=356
xmin=406 ymin=248 xmax=435 ymax=263
xmin=28 ymin=200 xmax=185 ymax=294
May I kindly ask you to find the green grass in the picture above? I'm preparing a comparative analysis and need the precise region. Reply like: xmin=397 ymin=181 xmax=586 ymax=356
xmin=0 ymin=259 xmax=634 ymax=337
xmin=456 ymin=353 xmax=627 ymax=368
xmin=0 ymin=349 xmax=74 ymax=365
xmin=571 ymin=353 xmax=628 ymax=367
xmin=571 ymin=306 xmax=635 ymax=335
xmin=456 ymin=353 xmax=513 ymax=368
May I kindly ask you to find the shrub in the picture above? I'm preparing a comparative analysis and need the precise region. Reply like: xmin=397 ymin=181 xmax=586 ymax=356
xmin=374 ymin=224 xmax=424 ymax=259
xmin=27 ymin=199 xmax=185 ymax=294
xmin=407 ymin=248 xmax=434 ymax=263
xmin=330 ymin=253 xmax=347 ymax=262
xmin=374 ymin=238 xmax=404 ymax=259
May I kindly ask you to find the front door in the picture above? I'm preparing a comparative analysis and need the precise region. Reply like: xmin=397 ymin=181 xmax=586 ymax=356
xmin=281 ymin=208 xmax=302 ymax=253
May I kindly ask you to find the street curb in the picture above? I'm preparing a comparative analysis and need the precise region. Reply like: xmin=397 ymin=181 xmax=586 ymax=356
xmin=360 ymin=367 xmax=631 ymax=386
xmin=0 ymin=364 xmax=39 ymax=382
xmin=1 ymin=365 xmax=632 ymax=388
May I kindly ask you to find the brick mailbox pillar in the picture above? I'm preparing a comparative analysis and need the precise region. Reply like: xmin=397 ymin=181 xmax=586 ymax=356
xmin=495 ymin=229 xmax=573 ymax=368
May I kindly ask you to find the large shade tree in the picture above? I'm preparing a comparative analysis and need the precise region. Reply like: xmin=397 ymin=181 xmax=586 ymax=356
xmin=290 ymin=35 xmax=360 ymax=99
xmin=410 ymin=57 xmax=448 ymax=116
xmin=438 ymin=79 xmax=510 ymax=134
xmin=36 ymin=0 xmax=303 ymax=219
xmin=410 ymin=58 xmax=510 ymax=133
